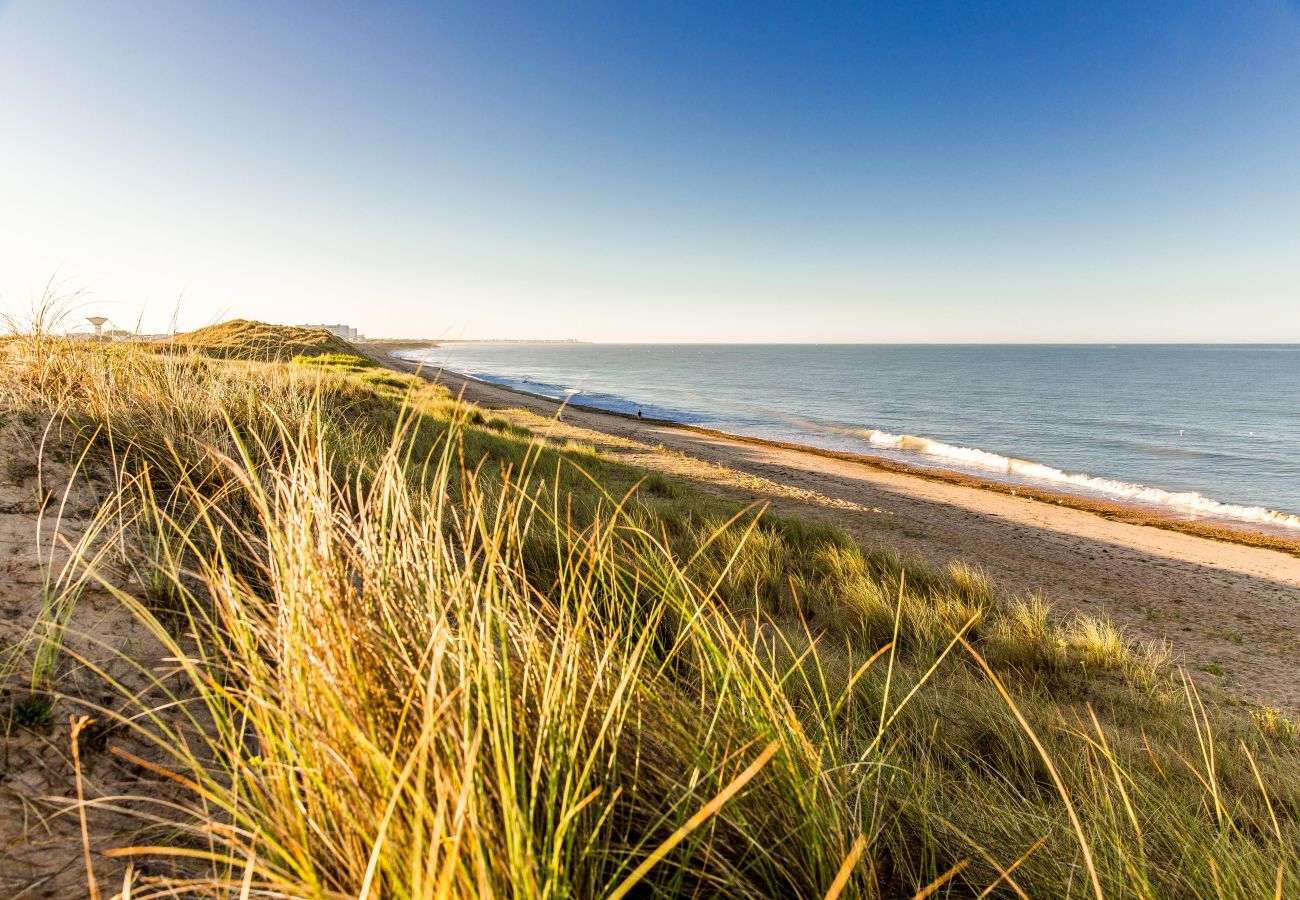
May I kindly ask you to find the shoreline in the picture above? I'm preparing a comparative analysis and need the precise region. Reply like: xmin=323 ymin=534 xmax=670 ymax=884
xmin=373 ymin=343 xmax=1300 ymax=709
xmin=381 ymin=347 xmax=1300 ymax=558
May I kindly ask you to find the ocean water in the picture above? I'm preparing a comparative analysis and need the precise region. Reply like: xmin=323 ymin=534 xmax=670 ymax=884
xmin=399 ymin=344 xmax=1300 ymax=532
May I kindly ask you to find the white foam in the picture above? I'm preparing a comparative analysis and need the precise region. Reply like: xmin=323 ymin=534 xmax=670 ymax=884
xmin=854 ymin=427 xmax=1300 ymax=531
xmin=395 ymin=349 xmax=1300 ymax=533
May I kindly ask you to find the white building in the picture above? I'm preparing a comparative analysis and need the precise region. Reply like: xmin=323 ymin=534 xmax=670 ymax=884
xmin=304 ymin=323 xmax=363 ymax=342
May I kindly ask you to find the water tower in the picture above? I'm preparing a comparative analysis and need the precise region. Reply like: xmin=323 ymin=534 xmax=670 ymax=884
xmin=86 ymin=316 xmax=108 ymax=340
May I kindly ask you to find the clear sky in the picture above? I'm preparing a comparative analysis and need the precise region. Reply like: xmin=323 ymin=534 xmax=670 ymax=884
xmin=1 ymin=1 xmax=1298 ymax=342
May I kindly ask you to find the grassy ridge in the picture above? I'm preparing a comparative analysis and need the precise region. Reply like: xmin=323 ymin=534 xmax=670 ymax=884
xmin=170 ymin=318 xmax=360 ymax=359
xmin=4 ymin=330 xmax=1300 ymax=897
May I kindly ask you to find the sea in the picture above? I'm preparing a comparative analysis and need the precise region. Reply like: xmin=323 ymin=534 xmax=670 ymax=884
xmin=397 ymin=344 xmax=1300 ymax=533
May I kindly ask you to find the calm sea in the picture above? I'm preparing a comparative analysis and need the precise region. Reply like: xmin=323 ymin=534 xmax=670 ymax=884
xmin=399 ymin=344 xmax=1300 ymax=532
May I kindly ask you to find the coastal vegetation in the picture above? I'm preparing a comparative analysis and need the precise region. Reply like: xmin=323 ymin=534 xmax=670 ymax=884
xmin=168 ymin=318 xmax=360 ymax=359
xmin=2 ymin=322 xmax=1299 ymax=897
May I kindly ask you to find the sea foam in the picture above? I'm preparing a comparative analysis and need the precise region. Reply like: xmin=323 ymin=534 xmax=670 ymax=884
xmin=853 ymin=427 xmax=1300 ymax=531
xmin=397 ymin=347 xmax=1300 ymax=533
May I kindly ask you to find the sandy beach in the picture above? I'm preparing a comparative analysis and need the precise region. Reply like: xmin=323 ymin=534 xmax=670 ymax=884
xmin=375 ymin=346 xmax=1300 ymax=711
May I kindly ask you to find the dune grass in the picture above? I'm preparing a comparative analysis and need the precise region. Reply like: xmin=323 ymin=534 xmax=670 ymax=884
xmin=3 ymin=329 xmax=1300 ymax=897
xmin=169 ymin=318 xmax=360 ymax=359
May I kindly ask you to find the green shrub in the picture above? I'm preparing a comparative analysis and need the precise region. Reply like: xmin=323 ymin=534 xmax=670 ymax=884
xmin=291 ymin=352 xmax=377 ymax=371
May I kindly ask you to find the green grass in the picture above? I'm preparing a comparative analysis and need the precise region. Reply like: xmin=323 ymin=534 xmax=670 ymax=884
xmin=2 ymin=325 xmax=1299 ymax=897
xmin=292 ymin=352 xmax=379 ymax=371
xmin=7 ymin=692 xmax=55 ymax=728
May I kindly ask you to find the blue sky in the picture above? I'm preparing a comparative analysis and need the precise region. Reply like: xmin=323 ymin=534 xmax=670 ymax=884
xmin=1 ymin=1 xmax=1297 ymax=341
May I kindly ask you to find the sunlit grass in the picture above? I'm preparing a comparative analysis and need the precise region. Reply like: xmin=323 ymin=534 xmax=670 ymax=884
xmin=2 ymin=325 xmax=1299 ymax=897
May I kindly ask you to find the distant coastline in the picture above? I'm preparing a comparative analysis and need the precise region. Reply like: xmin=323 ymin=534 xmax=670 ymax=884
xmin=373 ymin=343 xmax=1300 ymax=557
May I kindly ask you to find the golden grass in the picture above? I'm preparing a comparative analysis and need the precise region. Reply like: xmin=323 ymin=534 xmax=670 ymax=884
xmin=2 ymin=325 xmax=1300 ymax=897
xmin=166 ymin=318 xmax=360 ymax=359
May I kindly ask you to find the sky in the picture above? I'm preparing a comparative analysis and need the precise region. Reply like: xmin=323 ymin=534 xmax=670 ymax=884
xmin=1 ymin=1 xmax=1298 ymax=342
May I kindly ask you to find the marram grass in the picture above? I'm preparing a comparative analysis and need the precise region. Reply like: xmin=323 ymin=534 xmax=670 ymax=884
xmin=3 ymin=332 xmax=1300 ymax=898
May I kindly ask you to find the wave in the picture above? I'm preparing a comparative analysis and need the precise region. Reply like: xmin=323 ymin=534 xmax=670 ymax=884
xmin=397 ymin=350 xmax=1300 ymax=532
xmin=847 ymin=426 xmax=1300 ymax=531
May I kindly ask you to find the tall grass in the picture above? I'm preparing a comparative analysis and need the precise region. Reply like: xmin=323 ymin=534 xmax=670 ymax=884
xmin=3 ymin=332 xmax=1300 ymax=897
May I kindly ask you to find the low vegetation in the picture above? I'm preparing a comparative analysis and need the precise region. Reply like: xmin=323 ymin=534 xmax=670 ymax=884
xmin=2 ymin=324 xmax=1298 ymax=897
xmin=170 ymin=318 xmax=359 ymax=359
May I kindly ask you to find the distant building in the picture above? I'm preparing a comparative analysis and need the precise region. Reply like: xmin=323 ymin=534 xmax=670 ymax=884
xmin=304 ymin=323 xmax=364 ymax=342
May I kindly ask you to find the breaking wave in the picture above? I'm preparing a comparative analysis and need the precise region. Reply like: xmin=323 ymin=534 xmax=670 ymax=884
xmin=852 ymin=427 xmax=1300 ymax=531
xmin=395 ymin=349 xmax=1300 ymax=533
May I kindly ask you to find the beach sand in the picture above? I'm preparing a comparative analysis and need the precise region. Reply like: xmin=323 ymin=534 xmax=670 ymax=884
xmin=375 ymin=347 xmax=1300 ymax=712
